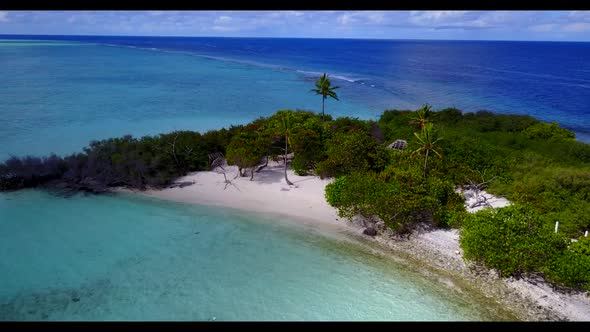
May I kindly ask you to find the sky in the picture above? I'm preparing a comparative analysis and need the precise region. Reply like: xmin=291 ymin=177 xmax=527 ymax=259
xmin=0 ymin=11 xmax=590 ymax=41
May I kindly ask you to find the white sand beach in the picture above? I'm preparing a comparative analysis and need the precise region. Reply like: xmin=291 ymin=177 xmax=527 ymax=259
xmin=137 ymin=161 xmax=343 ymax=229
xmin=124 ymin=161 xmax=590 ymax=321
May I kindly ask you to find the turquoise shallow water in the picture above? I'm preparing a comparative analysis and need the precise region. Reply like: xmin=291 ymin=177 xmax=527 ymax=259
xmin=0 ymin=190 xmax=509 ymax=321
xmin=0 ymin=40 xmax=376 ymax=160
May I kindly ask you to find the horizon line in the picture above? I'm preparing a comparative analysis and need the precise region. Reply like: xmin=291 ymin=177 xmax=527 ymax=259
xmin=1 ymin=33 xmax=589 ymax=43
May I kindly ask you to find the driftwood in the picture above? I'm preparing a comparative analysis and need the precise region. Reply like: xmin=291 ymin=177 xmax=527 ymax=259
xmin=464 ymin=169 xmax=499 ymax=209
xmin=469 ymin=194 xmax=492 ymax=209
xmin=208 ymin=152 xmax=224 ymax=165
xmin=209 ymin=153 xmax=240 ymax=191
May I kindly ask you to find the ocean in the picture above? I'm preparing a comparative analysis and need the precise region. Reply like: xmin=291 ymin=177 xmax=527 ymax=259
xmin=1 ymin=35 xmax=588 ymax=320
xmin=0 ymin=35 xmax=589 ymax=159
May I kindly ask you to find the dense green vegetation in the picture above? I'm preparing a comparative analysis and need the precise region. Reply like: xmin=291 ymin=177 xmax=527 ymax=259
xmin=325 ymin=158 xmax=465 ymax=232
xmin=1 ymin=102 xmax=589 ymax=291
xmin=461 ymin=204 xmax=590 ymax=291
xmin=0 ymin=128 xmax=240 ymax=193
xmin=373 ymin=107 xmax=590 ymax=291
xmin=376 ymin=107 xmax=590 ymax=238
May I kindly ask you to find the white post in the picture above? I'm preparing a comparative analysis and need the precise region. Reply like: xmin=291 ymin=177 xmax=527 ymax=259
xmin=585 ymin=230 xmax=588 ymax=237
xmin=555 ymin=221 xmax=559 ymax=233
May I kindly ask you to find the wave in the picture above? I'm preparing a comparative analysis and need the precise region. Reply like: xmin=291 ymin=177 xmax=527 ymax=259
xmin=191 ymin=54 xmax=288 ymax=71
xmin=411 ymin=65 xmax=590 ymax=90
xmin=466 ymin=65 xmax=590 ymax=85
xmin=94 ymin=41 xmax=370 ymax=85
xmin=100 ymin=43 xmax=162 ymax=53
xmin=295 ymin=70 xmax=362 ymax=83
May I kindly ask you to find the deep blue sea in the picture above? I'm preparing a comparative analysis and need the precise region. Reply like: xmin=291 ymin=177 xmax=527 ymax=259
xmin=0 ymin=35 xmax=588 ymax=320
xmin=0 ymin=35 xmax=589 ymax=159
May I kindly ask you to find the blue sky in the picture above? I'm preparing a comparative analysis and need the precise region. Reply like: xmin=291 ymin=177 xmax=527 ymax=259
xmin=1 ymin=11 xmax=590 ymax=41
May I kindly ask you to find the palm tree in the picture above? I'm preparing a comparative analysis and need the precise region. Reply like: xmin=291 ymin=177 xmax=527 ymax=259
xmin=412 ymin=122 xmax=443 ymax=177
xmin=311 ymin=73 xmax=339 ymax=122
xmin=280 ymin=112 xmax=295 ymax=186
xmin=410 ymin=104 xmax=434 ymax=131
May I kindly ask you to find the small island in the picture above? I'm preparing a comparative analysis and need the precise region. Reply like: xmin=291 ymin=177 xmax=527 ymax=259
xmin=2 ymin=98 xmax=589 ymax=320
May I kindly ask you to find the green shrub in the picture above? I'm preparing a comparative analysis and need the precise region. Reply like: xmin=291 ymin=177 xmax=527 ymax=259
xmin=325 ymin=161 xmax=463 ymax=231
xmin=378 ymin=109 xmax=415 ymax=142
xmin=544 ymin=249 xmax=590 ymax=291
xmin=570 ymin=237 xmax=590 ymax=256
xmin=314 ymin=131 xmax=379 ymax=179
xmin=226 ymin=131 xmax=266 ymax=177
xmin=291 ymin=155 xmax=312 ymax=176
xmin=460 ymin=203 xmax=567 ymax=277
xmin=325 ymin=116 xmax=370 ymax=136
xmin=290 ymin=126 xmax=324 ymax=176
xmin=324 ymin=175 xmax=351 ymax=211
xmin=500 ymin=165 xmax=590 ymax=238
xmin=523 ymin=121 xmax=575 ymax=141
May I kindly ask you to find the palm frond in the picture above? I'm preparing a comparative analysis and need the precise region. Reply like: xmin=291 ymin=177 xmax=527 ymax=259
xmin=327 ymin=91 xmax=339 ymax=100
xmin=432 ymin=148 xmax=443 ymax=159
xmin=413 ymin=131 xmax=426 ymax=143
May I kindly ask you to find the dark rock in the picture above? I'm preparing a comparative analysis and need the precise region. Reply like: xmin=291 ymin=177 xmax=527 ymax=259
xmin=351 ymin=215 xmax=367 ymax=228
xmin=170 ymin=181 xmax=194 ymax=188
xmin=72 ymin=297 xmax=80 ymax=302
xmin=363 ymin=227 xmax=378 ymax=236
xmin=178 ymin=181 xmax=194 ymax=188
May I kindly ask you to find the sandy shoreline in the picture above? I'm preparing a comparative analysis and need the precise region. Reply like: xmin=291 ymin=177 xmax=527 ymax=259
xmin=122 ymin=162 xmax=590 ymax=321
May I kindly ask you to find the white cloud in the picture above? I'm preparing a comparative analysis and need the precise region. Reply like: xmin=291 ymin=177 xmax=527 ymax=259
xmin=336 ymin=11 xmax=389 ymax=26
xmin=407 ymin=11 xmax=496 ymax=29
xmin=568 ymin=11 xmax=590 ymax=22
xmin=147 ymin=11 xmax=166 ymax=17
xmin=211 ymin=25 xmax=238 ymax=32
xmin=405 ymin=11 xmax=532 ymax=30
xmin=268 ymin=11 xmax=304 ymax=19
xmin=214 ymin=15 xmax=232 ymax=25
xmin=409 ymin=11 xmax=469 ymax=25
xmin=337 ymin=13 xmax=357 ymax=25
xmin=529 ymin=24 xmax=556 ymax=32
xmin=67 ymin=13 xmax=98 ymax=25
xmin=3 ymin=11 xmax=590 ymax=41
xmin=562 ymin=22 xmax=590 ymax=32
xmin=367 ymin=12 xmax=385 ymax=24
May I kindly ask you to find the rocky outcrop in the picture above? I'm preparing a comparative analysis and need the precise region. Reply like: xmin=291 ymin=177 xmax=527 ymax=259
xmin=168 ymin=181 xmax=195 ymax=189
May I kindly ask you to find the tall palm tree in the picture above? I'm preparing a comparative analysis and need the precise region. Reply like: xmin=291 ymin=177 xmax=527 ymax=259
xmin=410 ymin=104 xmax=434 ymax=131
xmin=311 ymin=73 xmax=339 ymax=122
xmin=412 ymin=122 xmax=443 ymax=177
xmin=280 ymin=112 xmax=295 ymax=186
